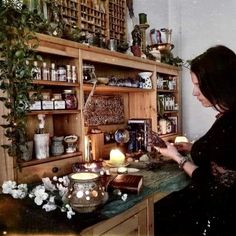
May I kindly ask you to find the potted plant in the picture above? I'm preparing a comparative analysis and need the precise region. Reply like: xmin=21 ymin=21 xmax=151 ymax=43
xmin=0 ymin=0 xmax=43 ymax=161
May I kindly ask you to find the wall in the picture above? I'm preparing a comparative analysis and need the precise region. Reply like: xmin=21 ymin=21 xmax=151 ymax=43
xmin=129 ymin=0 xmax=236 ymax=140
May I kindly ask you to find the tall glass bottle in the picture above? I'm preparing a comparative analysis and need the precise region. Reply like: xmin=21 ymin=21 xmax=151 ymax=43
xmin=42 ymin=62 xmax=50 ymax=80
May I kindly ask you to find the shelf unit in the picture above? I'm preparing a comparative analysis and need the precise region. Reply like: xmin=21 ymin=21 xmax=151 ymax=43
xmin=156 ymin=65 xmax=181 ymax=141
xmin=0 ymin=33 xmax=181 ymax=184
xmin=56 ymin=0 xmax=127 ymax=43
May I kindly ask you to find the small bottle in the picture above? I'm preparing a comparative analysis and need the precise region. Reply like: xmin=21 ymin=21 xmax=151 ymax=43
xmin=50 ymin=63 xmax=57 ymax=81
xmin=71 ymin=65 xmax=77 ymax=83
xmin=66 ymin=64 xmax=71 ymax=83
xmin=32 ymin=61 xmax=41 ymax=80
xmin=42 ymin=62 xmax=50 ymax=80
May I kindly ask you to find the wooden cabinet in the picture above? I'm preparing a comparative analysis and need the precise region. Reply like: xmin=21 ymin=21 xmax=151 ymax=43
xmin=0 ymin=33 xmax=181 ymax=184
xmin=156 ymin=65 xmax=181 ymax=142
xmin=80 ymin=197 xmax=154 ymax=236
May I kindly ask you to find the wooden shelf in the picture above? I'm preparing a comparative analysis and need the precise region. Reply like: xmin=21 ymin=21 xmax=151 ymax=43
xmin=83 ymin=84 xmax=154 ymax=93
xmin=27 ymin=110 xmax=80 ymax=116
xmin=17 ymin=151 xmax=82 ymax=167
xmin=32 ymin=80 xmax=80 ymax=87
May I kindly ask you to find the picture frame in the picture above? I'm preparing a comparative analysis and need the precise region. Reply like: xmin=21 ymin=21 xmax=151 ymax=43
xmin=168 ymin=116 xmax=178 ymax=133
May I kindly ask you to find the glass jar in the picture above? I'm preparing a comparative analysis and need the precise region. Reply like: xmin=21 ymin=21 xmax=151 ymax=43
xmin=57 ymin=66 xmax=66 ymax=82
xmin=51 ymin=136 xmax=64 ymax=156
xmin=62 ymin=89 xmax=78 ymax=109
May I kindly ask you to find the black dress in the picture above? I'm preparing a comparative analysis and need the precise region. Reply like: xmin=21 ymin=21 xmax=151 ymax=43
xmin=154 ymin=108 xmax=236 ymax=236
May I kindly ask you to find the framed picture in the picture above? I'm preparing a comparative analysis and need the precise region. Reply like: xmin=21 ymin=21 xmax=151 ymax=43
xmin=168 ymin=116 xmax=178 ymax=133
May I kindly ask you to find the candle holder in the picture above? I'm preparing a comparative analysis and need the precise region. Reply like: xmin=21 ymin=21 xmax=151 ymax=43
xmin=139 ymin=23 xmax=150 ymax=53
xmin=67 ymin=172 xmax=108 ymax=213
xmin=64 ymin=135 xmax=78 ymax=153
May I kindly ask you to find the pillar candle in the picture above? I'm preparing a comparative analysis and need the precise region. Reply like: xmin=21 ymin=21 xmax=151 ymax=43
xmin=110 ymin=149 xmax=125 ymax=166
xmin=139 ymin=13 xmax=147 ymax=24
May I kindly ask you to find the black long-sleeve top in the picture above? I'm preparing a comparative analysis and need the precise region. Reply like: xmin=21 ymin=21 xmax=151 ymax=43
xmin=190 ymin=107 xmax=236 ymax=224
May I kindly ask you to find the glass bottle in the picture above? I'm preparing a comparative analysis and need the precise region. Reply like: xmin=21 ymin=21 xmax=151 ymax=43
xmin=72 ymin=65 xmax=77 ymax=83
xmin=32 ymin=61 xmax=41 ymax=80
xmin=42 ymin=62 xmax=50 ymax=80
xmin=50 ymin=63 xmax=57 ymax=81
xmin=66 ymin=64 xmax=71 ymax=83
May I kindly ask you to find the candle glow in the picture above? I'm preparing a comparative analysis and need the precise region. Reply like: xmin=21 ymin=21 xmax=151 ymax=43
xmin=110 ymin=149 xmax=125 ymax=166
xmin=71 ymin=172 xmax=98 ymax=180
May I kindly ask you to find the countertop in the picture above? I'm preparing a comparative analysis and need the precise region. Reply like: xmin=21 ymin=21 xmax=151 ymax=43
xmin=0 ymin=162 xmax=190 ymax=235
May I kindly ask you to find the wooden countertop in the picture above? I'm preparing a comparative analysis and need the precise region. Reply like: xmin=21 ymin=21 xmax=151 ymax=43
xmin=0 ymin=163 xmax=190 ymax=235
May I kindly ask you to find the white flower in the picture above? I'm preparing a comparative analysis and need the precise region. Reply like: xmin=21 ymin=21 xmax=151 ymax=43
xmin=42 ymin=196 xmax=57 ymax=212
xmin=121 ymin=193 xmax=128 ymax=201
xmin=65 ymin=204 xmax=75 ymax=219
xmin=2 ymin=180 xmax=17 ymax=194
xmin=2 ymin=176 xmax=75 ymax=219
xmin=56 ymin=183 xmax=68 ymax=199
xmin=31 ymin=185 xmax=49 ymax=205
xmin=53 ymin=176 xmax=58 ymax=181
xmin=11 ymin=189 xmax=27 ymax=199
xmin=42 ymin=177 xmax=56 ymax=192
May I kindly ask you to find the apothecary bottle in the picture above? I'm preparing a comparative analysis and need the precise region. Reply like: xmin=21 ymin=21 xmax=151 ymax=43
xmin=32 ymin=61 xmax=41 ymax=80
xmin=72 ymin=65 xmax=77 ymax=83
xmin=42 ymin=62 xmax=50 ymax=80
xmin=62 ymin=89 xmax=78 ymax=109
xmin=51 ymin=63 xmax=57 ymax=81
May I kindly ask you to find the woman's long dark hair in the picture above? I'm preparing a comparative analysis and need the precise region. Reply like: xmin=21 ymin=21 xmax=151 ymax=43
xmin=190 ymin=45 xmax=236 ymax=112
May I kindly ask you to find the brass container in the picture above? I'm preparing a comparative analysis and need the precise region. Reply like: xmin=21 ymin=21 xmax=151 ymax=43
xmin=67 ymin=172 xmax=108 ymax=213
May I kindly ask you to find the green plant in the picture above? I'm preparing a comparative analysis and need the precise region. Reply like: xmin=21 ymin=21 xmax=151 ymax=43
xmin=0 ymin=0 xmax=42 ymax=160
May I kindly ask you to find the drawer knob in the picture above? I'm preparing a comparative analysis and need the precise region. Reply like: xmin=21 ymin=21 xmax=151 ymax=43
xmin=52 ymin=167 xmax=59 ymax=173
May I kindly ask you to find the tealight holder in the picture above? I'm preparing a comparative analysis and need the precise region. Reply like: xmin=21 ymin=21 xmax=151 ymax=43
xmin=64 ymin=135 xmax=78 ymax=153
xmin=67 ymin=172 xmax=108 ymax=213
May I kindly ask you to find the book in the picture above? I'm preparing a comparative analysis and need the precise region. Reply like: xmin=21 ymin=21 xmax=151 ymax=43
xmin=108 ymin=174 xmax=143 ymax=194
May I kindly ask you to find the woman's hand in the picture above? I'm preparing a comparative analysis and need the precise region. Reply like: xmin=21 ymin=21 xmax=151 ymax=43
xmin=155 ymin=142 xmax=181 ymax=162
xmin=174 ymin=142 xmax=193 ymax=155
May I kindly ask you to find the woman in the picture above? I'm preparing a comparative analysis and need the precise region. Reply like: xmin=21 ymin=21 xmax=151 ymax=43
xmin=155 ymin=45 xmax=236 ymax=236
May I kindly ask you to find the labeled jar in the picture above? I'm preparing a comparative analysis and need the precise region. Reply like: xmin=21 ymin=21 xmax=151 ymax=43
xmin=57 ymin=66 xmax=66 ymax=82
xmin=63 ymin=90 xmax=78 ymax=109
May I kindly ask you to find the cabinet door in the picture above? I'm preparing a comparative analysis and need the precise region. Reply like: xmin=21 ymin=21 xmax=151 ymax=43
xmin=101 ymin=208 xmax=147 ymax=236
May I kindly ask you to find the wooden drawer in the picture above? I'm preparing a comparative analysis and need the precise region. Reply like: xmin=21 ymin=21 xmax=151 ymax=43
xmin=15 ymin=156 xmax=81 ymax=183
xmin=102 ymin=208 xmax=147 ymax=236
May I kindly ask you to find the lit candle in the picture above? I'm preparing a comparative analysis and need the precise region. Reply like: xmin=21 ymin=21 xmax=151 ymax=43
xmin=71 ymin=172 xmax=98 ymax=180
xmin=110 ymin=149 xmax=125 ymax=166
xmin=175 ymin=136 xmax=189 ymax=144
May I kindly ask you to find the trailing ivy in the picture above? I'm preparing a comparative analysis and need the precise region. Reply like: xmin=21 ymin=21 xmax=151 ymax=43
xmin=0 ymin=0 xmax=42 ymax=160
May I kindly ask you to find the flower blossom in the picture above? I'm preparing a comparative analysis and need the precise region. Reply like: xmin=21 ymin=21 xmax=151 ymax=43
xmin=2 ymin=180 xmax=17 ymax=194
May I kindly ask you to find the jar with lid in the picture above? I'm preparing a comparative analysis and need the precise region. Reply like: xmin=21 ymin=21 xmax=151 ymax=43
xmin=51 ymin=136 xmax=64 ymax=156
xmin=63 ymin=90 xmax=78 ymax=109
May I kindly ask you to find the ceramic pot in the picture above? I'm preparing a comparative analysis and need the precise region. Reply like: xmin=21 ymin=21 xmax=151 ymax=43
xmin=67 ymin=172 xmax=108 ymax=213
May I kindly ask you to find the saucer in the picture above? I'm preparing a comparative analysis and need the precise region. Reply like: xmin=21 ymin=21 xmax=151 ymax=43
xmin=103 ymin=160 xmax=130 ymax=168
xmin=109 ymin=167 xmax=139 ymax=173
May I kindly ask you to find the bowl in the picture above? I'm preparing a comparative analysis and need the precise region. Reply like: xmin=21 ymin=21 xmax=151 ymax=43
xmin=138 ymin=72 xmax=153 ymax=79
xmin=156 ymin=43 xmax=174 ymax=54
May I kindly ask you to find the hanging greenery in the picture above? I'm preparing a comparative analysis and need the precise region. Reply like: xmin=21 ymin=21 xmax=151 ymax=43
xmin=0 ymin=0 xmax=42 ymax=160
